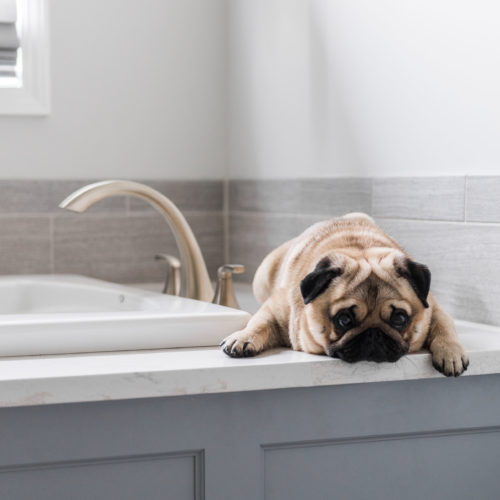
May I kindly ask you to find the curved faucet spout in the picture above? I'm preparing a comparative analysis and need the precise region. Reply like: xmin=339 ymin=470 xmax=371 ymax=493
xmin=59 ymin=180 xmax=214 ymax=302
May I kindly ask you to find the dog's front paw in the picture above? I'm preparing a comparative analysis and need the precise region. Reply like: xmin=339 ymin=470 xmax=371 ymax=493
xmin=430 ymin=339 xmax=469 ymax=377
xmin=221 ymin=330 xmax=263 ymax=358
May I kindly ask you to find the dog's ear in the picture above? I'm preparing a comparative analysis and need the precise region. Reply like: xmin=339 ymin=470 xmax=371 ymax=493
xmin=300 ymin=257 xmax=343 ymax=305
xmin=396 ymin=258 xmax=431 ymax=308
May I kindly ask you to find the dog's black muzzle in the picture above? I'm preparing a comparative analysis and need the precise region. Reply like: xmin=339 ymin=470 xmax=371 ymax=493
xmin=328 ymin=328 xmax=408 ymax=363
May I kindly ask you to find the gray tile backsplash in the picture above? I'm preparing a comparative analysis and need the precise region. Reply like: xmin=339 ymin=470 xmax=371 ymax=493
xmin=229 ymin=178 xmax=371 ymax=215
xmin=372 ymin=177 xmax=465 ymax=221
xmin=0 ymin=179 xmax=224 ymax=284
xmin=53 ymin=213 xmax=175 ymax=283
xmin=0 ymin=176 xmax=499 ymax=326
xmin=128 ymin=180 xmax=224 ymax=213
xmin=300 ymin=178 xmax=372 ymax=215
xmin=229 ymin=180 xmax=300 ymax=213
xmin=53 ymin=212 xmax=223 ymax=283
xmin=466 ymin=176 xmax=500 ymax=222
xmin=0 ymin=180 xmax=126 ymax=214
xmin=0 ymin=217 xmax=51 ymax=274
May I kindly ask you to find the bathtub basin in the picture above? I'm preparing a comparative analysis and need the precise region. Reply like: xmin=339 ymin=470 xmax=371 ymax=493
xmin=0 ymin=275 xmax=250 ymax=356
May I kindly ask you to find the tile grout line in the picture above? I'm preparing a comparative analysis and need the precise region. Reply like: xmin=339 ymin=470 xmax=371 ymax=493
xmin=463 ymin=176 xmax=468 ymax=223
xmin=228 ymin=210 xmax=493 ymax=225
xmin=223 ymin=179 xmax=230 ymax=264
xmin=0 ymin=210 xmax=226 ymax=220
xmin=369 ymin=178 xmax=375 ymax=217
xmin=48 ymin=215 xmax=55 ymax=274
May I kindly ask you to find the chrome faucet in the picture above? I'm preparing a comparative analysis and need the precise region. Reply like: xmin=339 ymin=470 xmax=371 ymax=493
xmin=59 ymin=180 xmax=243 ymax=306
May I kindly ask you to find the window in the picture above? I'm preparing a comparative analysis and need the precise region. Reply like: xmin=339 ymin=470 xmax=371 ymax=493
xmin=0 ymin=0 xmax=49 ymax=115
xmin=0 ymin=0 xmax=20 ymax=85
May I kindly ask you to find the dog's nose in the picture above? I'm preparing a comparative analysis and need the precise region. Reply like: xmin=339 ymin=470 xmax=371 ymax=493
xmin=359 ymin=328 xmax=396 ymax=362
xmin=363 ymin=328 xmax=384 ymax=343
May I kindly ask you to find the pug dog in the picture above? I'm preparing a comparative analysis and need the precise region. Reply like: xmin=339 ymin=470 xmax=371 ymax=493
xmin=221 ymin=213 xmax=469 ymax=377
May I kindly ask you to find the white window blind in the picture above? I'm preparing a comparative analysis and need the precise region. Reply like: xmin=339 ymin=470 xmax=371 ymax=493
xmin=0 ymin=0 xmax=19 ymax=77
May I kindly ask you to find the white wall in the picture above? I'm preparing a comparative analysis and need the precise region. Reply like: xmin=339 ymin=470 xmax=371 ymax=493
xmin=3 ymin=1 xmax=500 ymax=181
xmin=0 ymin=0 xmax=227 ymax=179
xmin=229 ymin=0 xmax=500 ymax=179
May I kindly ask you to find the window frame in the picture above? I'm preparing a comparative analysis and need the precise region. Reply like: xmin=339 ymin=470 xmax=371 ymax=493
xmin=0 ymin=0 xmax=50 ymax=116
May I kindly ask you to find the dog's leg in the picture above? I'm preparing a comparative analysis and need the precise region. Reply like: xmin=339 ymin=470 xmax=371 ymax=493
xmin=427 ymin=304 xmax=469 ymax=376
xmin=221 ymin=291 xmax=289 ymax=358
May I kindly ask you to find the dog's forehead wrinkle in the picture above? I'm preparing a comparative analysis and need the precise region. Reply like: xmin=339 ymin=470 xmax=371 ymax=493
xmin=349 ymin=273 xmax=400 ymax=300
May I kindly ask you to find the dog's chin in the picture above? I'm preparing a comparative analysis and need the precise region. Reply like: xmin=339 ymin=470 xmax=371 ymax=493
xmin=328 ymin=328 xmax=408 ymax=363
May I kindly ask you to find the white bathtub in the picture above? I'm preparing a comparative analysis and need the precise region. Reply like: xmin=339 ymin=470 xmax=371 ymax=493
xmin=0 ymin=275 xmax=250 ymax=356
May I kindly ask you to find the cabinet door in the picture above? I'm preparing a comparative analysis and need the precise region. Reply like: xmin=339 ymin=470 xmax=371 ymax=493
xmin=0 ymin=452 xmax=203 ymax=500
xmin=264 ymin=430 xmax=500 ymax=500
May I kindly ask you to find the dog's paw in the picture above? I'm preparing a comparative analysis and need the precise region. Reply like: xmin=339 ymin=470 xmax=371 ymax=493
xmin=430 ymin=339 xmax=469 ymax=377
xmin=221 ymin=330 xmax=263 ymax=358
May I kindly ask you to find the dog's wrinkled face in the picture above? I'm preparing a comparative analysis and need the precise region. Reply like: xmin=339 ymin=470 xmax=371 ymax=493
xmin=299 ymin=250 xmax=432 ymax=363
xmin=326 ymin=276 xmax=414 ymax=363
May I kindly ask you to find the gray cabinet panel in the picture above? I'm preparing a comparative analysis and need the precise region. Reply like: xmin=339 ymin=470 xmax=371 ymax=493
xmin=1 ymin=375 xmax=500 ymax=499
xmin=264 ymin=429 xmax=500 ymax=500
xmin=0 ymin=452 xmax=202 ymax=500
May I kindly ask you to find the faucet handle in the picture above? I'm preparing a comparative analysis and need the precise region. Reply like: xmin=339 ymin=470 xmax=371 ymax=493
xmin=155 ymin=254 xmax=181 ymax=295
xmin=212 ymin=264 xmax=245 ymax=309
xmin=217 ymin=264 xmax=244 ymax=279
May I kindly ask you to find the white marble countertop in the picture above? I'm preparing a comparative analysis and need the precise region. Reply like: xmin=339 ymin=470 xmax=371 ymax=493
xmin=1 ymin=283 xmax=500 ymax=408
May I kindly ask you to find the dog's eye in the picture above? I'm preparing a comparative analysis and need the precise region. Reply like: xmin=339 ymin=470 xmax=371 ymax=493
xmin=333 ymin=310 xmax=355 ymax=331
xmin=390 ymin=309 xmax=408 ymax=330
